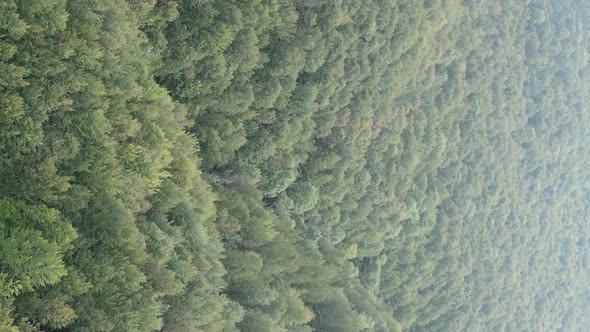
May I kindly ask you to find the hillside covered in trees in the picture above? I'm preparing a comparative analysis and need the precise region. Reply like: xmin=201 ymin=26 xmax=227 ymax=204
xmin=1 ymin=0 xmax=590 ymax=331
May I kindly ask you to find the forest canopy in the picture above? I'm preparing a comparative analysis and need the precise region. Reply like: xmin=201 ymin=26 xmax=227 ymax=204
xmin=1 ymin=0 xmax=590 ymax=331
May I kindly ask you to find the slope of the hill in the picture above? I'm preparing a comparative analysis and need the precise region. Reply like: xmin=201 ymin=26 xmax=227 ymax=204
xmin=0 ymin=0 xmax=589 ymax=331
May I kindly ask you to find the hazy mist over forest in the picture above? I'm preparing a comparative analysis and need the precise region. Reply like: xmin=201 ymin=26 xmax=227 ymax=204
xmin=1 ymin=0 xmax=589 ymax=331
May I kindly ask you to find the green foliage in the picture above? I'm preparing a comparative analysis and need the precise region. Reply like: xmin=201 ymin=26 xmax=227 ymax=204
xmin=0 ymin=199 xmax=76 ymax=294
xmin=2 ymin=0 xmax=590 ymax=330
xmin=0 ymin=198 xmax=76 ymax=330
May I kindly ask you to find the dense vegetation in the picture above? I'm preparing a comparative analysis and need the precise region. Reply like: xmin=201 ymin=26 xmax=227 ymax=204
xmin=1 ymin=0 xmax=589 ymax=330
